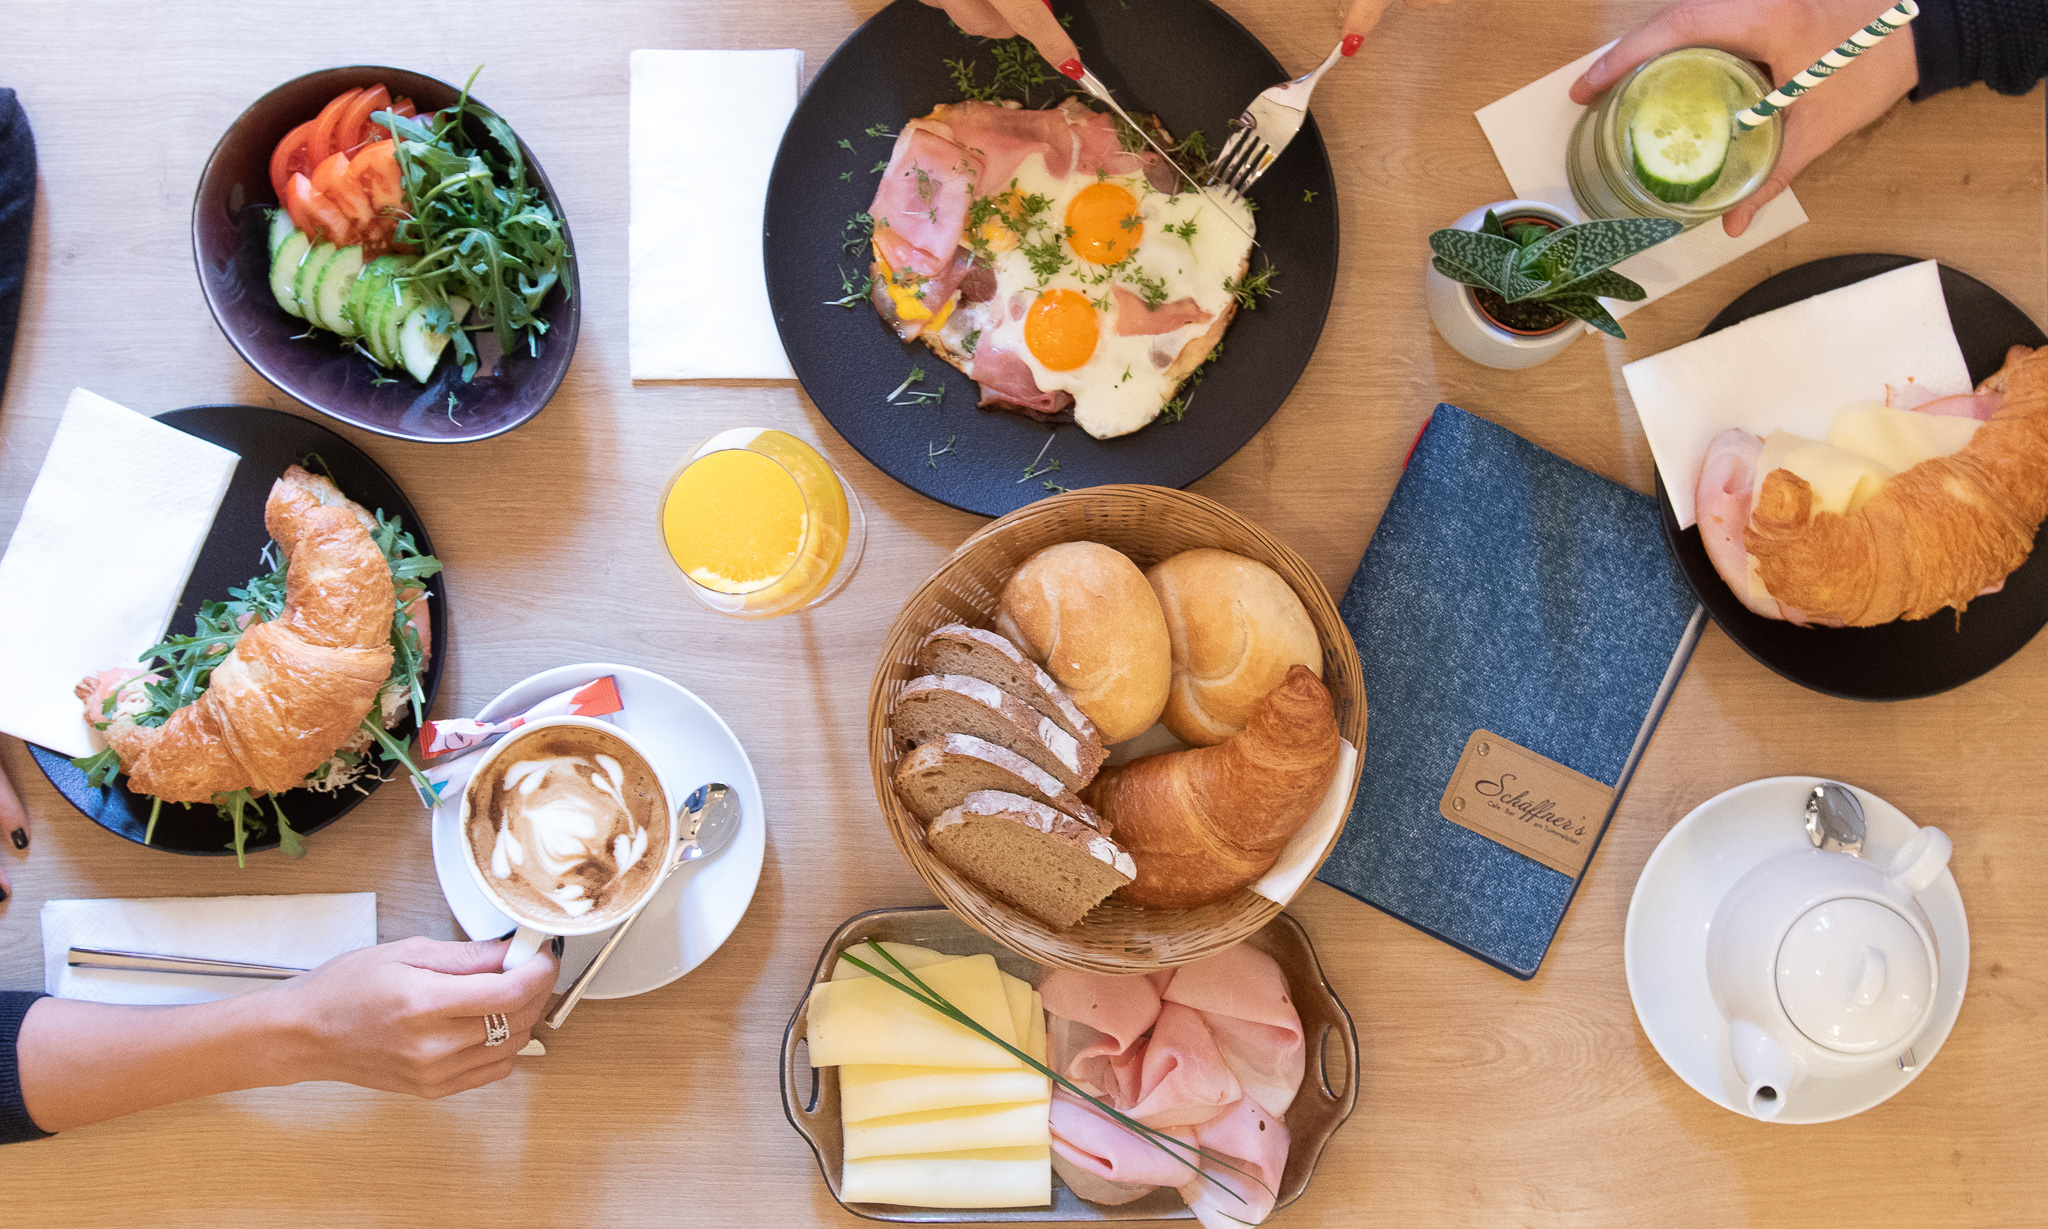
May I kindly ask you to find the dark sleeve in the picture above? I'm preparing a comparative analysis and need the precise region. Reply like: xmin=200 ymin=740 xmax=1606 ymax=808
xmin=0 ymin=991 xmax=52 ymax=1144
xmin=1911 ymin=0 xmax=2048 ymax=98
xmin=0 ymin=87 xmax=32 ymax=400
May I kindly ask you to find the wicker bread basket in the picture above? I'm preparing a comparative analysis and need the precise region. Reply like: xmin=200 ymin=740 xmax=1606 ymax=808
xmin=868 ymin=485 xmax=1367 ymax=973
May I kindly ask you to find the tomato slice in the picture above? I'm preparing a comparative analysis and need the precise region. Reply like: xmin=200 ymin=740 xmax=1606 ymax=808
xmin=284 ymin=172 xmax=355 ymax=246
xmin=346 ymin=139 xmax=405 ymax=215
xmin=390 ymin=97 xmax=416 ymax=119
xmin=311 ymin=150 xmax=370 ymax=222
xmin=268 ymin=118 xmax=319 ymax=203
xmin=306 ymin=87 xmax=362 ymax=166
xmin=333 ymin=84 xmax=389 ymax=154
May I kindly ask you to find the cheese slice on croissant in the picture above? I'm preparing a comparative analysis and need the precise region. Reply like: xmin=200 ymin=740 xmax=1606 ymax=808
xmin=1696 ymin=345 xmax=2044 ymax=626
xmin=77 ymin=467 xmax=398 ymax=802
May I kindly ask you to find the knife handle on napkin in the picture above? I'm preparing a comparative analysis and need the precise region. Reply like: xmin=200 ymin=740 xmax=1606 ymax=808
xmin=66 ymin=946 xmax=308 ymax=980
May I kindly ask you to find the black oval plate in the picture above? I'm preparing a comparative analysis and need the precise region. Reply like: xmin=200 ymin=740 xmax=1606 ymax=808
xmin=764 ymin=0 xmax=1339 ymax=518
xmin=1656 ymin=253 xmax=2048 ymax=701
xmin=29 ymin=405 xmax=448 ymax=854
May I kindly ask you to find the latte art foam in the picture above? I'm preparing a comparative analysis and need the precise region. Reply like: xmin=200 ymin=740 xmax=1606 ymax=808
xmin=465 ymin=727 xmax=668 ymax=926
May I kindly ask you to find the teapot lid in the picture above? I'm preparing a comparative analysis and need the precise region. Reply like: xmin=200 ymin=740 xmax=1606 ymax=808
xmin=1776 ymin=898 xmax=1934 ymax=1053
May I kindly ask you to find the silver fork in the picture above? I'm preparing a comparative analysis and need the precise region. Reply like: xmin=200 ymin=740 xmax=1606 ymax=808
xmin=1205 ymin=40 xmax=1348 ymax=200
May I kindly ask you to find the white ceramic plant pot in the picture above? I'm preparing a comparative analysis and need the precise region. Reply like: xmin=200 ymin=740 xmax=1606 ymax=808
xmin=1425 ymin=198 xmax=1585 ymax=371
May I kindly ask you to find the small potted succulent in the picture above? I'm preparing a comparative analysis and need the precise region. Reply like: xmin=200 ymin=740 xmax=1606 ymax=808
xmin=1424 ymin=200 xmax=1683 ymax=369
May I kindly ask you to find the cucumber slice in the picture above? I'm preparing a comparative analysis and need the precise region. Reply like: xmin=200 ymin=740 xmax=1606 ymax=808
xmin=269 ymin=230 xmax=313 ymax=319
xmin=372 ymin=283 xmax=417 ymax=368
xmin=1628 ymin=92 xmax=1731 ymax=204
xmin=397 ymin=306 xmax=454 ymax=383
xmin=311 ymin=245 xmax=365 ymax=336
xmin=293 ymin=243 xmax=337 ymax=320
xmin=347 ymin=256 xmax=406 ymax=365
xmin=266 ymin=209 xmax=297 ymax=259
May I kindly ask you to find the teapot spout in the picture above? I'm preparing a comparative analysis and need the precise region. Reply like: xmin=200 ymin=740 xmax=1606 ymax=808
xmin=1728 ymin=1019 xmax=1800 ymax=1121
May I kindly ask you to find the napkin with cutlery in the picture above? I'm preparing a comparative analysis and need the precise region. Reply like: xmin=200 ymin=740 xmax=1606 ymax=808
xmin=0 ymin=389 xmax=238 ymax=757
xmin=1623 ymin=259 xmax=1973 ymax=528
xmin=629 ymin=49 xmax=803 ymax=380
xmin=41 ymin=893 xmax=377 ymax=1004
xmin=1474 ymin=43 xmax=1807 ymax=321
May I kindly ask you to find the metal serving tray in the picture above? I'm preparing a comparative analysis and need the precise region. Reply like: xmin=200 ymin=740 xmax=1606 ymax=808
xmin=781 ymin=907 xmax=1358 ymax=1222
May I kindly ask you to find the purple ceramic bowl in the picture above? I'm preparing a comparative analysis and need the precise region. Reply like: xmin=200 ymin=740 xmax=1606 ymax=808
xmin=192 ymin=66 xmax=579 ymax=444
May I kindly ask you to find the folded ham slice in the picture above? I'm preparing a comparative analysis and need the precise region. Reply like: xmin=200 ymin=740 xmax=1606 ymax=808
xmin=1162 ymin=945 xmax=1306 ymax=1118
xmin=1112 ymin=286 xmax=1214 ymax=337
xmin=1178 ymin=1096 xmax=1291 ymax=1229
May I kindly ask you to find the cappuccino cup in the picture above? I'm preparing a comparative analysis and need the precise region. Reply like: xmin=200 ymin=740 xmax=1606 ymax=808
xmin=458 ymin=715 xmax=678 ymax=969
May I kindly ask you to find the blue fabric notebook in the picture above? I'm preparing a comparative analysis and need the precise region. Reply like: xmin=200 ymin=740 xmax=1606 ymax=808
xmin=1317 ymin=404 xmax=1703 ymax=979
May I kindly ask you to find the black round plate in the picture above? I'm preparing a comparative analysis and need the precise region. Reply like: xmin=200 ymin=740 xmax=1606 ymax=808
xmin=1656 ymin=254 xmax=2048 ymax=701
xmin=763 ymin=0 xmax=1338 ymax=518
xmin=29 ymin=405 xmax=448 ymax=854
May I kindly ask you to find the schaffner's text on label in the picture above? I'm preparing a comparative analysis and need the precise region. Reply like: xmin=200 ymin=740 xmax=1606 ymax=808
xmin=1437 ymin=729 xmax=1616 ymax=880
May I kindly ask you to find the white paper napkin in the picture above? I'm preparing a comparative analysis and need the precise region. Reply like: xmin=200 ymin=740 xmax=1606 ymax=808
xmin=1474 ymin=43 xmax=1808 ymax=321
xmin=629 ymin=49 xmax=802 ymax=380
xmin=1622 ymin=260 xmax=1972 ymax=528
xmin=41 ymin=893 xmax=377 ymax=1004
xmin=1254 ymin=738 xmax=1359 ymax=905
xmin=0 ymin=390 xmax=239 ymax=757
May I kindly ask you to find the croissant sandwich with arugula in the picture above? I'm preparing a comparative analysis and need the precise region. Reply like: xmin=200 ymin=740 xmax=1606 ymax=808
xmin=1696 ymin=345 xmax=2047 ymax=626
xmin=73 ymin=466 xmax=438 ymax=856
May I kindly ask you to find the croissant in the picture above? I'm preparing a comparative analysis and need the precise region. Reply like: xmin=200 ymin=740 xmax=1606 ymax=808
xmin=1083 ymin=664 xmax=1339 ymax=909
xmin=77 ymin=467 xmax=396 ymax=802
xmin=1698 ymin=345 xmax=2048 ymax=626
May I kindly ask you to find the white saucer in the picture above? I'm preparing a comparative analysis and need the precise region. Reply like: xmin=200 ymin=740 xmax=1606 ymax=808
xmin=430 ymin=664 xmax=766 ymax=999
xmin=1624 ymin=776 xmax=1969 ymax=1124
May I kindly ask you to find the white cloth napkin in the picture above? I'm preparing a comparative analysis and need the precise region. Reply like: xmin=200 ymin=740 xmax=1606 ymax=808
xmin=1474 ymin=43 xmax=1808 ymax=322
xmin=629 ymin=49 xmax=802 ymax=380
xmin=1622 ymin=259 xmax=1972 ymax=528
xmin=41 ymin=893 xmax=377 ymax=1004
xmin=1253 ymin=738 xmax=1358 ymax=905
xmin=0 ymin=390 xmax=239 ymax=757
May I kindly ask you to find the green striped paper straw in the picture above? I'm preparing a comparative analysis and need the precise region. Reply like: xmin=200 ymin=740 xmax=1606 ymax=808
xmin=1735 ymin=1 xmax=1920 ymax=132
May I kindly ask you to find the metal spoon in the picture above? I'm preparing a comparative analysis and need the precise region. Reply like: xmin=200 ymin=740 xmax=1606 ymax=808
xmin=1803 ymin=781 xmax=1867 ymax=857
xmin=544 ymin=783 xmax=741 ymax=1030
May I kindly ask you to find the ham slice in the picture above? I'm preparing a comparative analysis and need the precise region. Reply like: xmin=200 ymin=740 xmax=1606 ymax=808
xmin=1112 ymin=286 xmax=1214 ymax=337
xmin=1162 ymin=945 xmax=1305 ymax=1118
xmin=1178 ymin=1096 xmax=1290 ymax=1229
xmin=872 ymin=124 xmax=979 ymax=273
xmin=1040 ymin=968 xmax=1163 ymax=1103
xmin=1049 ymin=1090 xmax=1195 ymax=1189
xmin=1125 ymin=1002 xmax=1242 ymax=1128
xmin=971 ymin=347 xmax=1075 ymax=419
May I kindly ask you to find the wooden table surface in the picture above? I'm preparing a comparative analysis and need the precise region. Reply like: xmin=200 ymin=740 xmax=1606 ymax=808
xmin=0 ymin=2 xmax=2042 ymax=1225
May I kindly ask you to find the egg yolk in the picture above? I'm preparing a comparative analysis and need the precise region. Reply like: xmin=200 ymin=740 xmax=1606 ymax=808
xmin=975 ymin=189 xmax=1026 ymax=254
xmin=1065 ymin=182 xmax=1142 ymax=265
xmin=1024 ymin=289 xmax=1099 ymax=371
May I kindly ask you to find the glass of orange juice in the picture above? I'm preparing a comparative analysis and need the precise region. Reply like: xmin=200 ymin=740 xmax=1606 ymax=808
xmin=658 ymin=428 xmax=865 ymax=619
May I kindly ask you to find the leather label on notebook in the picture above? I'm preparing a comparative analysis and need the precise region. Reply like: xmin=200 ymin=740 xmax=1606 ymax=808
xmin=1437 ymin=730 xmax=1616 ymax=880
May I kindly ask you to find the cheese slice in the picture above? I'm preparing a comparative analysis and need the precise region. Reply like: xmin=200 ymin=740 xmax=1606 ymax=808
xmin=843 ymin=1099 xmax=1051 ymax=1159
xmin=808 ymin=954 xmax=1021 ymax=1067
xmin=1756 ymin=429 xmax=1892 ymax=517
xmin=1027 ymin=990 xmax=1046 ymax=1065
xmin=831 ymin=942 xmax=951 ymax=981
xmin=841 ymin=1064 xmax=1050 ymax=1121
xmin=1000 ymin=970 xmax=1034 ymax=1046
xmin=841 ymin=1147 xmax=1053 ymax=1209
xmin=1828 ymin=401 xmax=1981 ymax=474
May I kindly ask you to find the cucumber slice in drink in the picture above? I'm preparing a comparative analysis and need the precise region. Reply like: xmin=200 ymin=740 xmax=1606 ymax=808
xmin=269 ymin=230 xmax=312 ymax=318
xmin=1628 ymin=92 xmax=1730 ymax=204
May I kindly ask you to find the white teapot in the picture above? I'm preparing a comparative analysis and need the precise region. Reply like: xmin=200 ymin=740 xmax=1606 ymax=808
xmin=1704 ymin=823 xmax=1952 ymax=1121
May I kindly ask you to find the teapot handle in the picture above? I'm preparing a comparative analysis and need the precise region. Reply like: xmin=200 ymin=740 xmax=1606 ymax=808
xmin=1887 ymin=827 xmax=1953 ymax=894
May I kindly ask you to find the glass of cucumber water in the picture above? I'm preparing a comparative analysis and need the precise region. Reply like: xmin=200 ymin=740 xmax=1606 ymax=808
xmin=1567 ymin=47 xmax=1783 ymax=226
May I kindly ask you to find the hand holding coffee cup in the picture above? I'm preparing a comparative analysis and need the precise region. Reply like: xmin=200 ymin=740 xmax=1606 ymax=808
xmin=458 ymin=716 xmax=679 ymax=970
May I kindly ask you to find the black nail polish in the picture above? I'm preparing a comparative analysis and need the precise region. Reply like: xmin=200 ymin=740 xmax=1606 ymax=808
xmin=497 ymin=928 xmax=518 ymax=942
xmin=550 ymin=935 xmax=565 ymax=957
xmin=9 ymin=829 xmax=25 ymax=851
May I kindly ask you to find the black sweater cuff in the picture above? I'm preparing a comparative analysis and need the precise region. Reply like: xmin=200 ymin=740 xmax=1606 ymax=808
xmin=1912 ymin=0 xmax=2048 ymax=99
xmin=1911 ymin=0 xmax=1970 ymax=98
xmin=0 ymin=991 xmax=52 ymax=1144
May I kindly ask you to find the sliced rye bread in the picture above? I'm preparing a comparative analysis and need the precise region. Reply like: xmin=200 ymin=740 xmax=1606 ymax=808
xmin=894 ymin=733 xmax=1106 ymax=832
xmin=894 ymin=674 xmax=1105 ymax=792
xmin=915 ymin=623 xmax=1103 ymax=750
xmin=927 ymin=790 xmax=1136 ymax=930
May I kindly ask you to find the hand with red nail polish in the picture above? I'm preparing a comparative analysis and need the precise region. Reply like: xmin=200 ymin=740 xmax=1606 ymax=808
xmin=1341 ymin=0 xmax=1455 ymax=56
xmin=916 ymin=0 xmax=1017 ymax=39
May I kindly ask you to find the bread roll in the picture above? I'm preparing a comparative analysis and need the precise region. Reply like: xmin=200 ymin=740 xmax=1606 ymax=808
xmin=1147 ymin=549 xmax=1322 ymax=746
xmin=994 ymin=542 xmax=1170 ymax=744
xmin=1084 ymin=665 xmax=1339 ymax=909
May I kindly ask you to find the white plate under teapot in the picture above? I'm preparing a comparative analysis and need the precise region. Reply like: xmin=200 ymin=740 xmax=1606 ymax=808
xmin=1625 ymin=776 xmax=1969 ymax=1124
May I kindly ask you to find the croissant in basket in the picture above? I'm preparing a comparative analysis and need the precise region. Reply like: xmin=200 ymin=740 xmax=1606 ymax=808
xmin=1696 ymin=345 xmax=2047 ymax=626
xmin=77 ymin=468 xmax=399 ymax=802
xmin=1083 ymin=664 xmax=1339 ymax=909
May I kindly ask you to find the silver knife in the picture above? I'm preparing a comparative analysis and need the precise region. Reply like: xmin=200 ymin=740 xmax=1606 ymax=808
xmin=67 ymin=946 xmax=307 ymax=980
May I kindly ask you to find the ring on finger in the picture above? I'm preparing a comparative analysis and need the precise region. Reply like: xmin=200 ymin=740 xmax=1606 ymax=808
xmin=484 ymin=1012 xmax=511 ymax=1047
